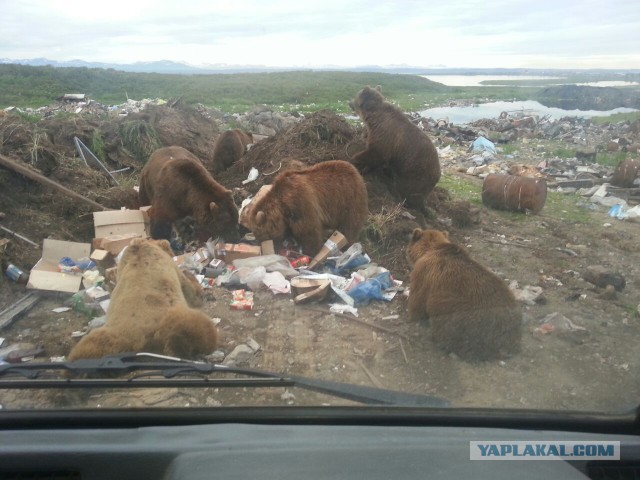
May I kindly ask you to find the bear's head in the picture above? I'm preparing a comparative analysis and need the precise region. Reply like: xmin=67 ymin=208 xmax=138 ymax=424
xmin=196 ymin=191 xmax=239 ymax=234
xmin=406 ymin=228 xmax=450 ymax=265
xmin=349 ymin=85 xmax=384 ymax=116
xmin=249 ymin=203 xmax=287 ymax=243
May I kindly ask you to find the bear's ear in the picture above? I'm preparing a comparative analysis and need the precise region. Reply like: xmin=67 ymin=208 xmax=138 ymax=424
xmin=375 ymin=85 xmax=382 ymax=92
xmin=209 ymin=202 xmax=220 ymax=215
xmin=411 ymin=228 xmax=423 ymax=242
xmin=255 ymin=211 xmax=266 ymax=226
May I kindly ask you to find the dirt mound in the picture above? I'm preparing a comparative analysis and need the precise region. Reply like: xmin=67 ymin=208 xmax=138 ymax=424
xmin=215 ymin=110 xmax=460 ymax=277
xmin=0 ymin=102 xmax=222 ymax=271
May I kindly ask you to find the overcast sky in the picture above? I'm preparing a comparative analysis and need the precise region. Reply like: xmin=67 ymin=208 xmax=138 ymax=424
xmin=1 ymin=0 xmax=639 ymax=69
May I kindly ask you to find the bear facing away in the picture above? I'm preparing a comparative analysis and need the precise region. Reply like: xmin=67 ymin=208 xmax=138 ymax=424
xmin=209 ymin=129 xmax=253 ymax=174
xmin=139 ymin=146 xmax=239 ymax=240
xmin=248 ymin=160 xmax=368 ymax=255
xmin=406 ymin=228 xmax=522 ymax=361
xmin=68 ymin=238 xmax=217 ymax=361
xmin=349 ymin=85 xmax=441 ymax=210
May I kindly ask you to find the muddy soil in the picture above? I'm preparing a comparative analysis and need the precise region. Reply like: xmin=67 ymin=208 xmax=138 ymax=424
xmin=0 ymin=106 xmax=638 ymax=413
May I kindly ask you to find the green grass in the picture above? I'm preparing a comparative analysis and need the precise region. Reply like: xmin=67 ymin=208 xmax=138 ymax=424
xmin=500 ymin=144 xmax=518 ymax=155
xmin=590 ymin=111 xmax=640 ymax=125
xmin=596 ymin=151 xmax=627 ymax=167
xmin=438 ymin=173 xmax=483 ymax=205
xmin=0 ymin=64 xmax=548 ymax=114
xmin=541 ymin=190 xmax=593 ymax=224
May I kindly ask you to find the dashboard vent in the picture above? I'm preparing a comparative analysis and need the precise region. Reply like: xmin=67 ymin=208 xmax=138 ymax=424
xmin=587 ymin=461 xmax=640 ymax=480
xmin=0 ymin=473 xmax=80 ymax=480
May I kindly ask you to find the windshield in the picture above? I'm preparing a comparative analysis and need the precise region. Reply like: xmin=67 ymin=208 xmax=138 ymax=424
xmin=0 ymin=1 xmax=639 ymax=414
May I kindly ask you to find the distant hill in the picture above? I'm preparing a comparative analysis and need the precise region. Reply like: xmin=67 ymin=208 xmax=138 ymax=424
xmin=3 ymin=58 xmax=640 ymax=76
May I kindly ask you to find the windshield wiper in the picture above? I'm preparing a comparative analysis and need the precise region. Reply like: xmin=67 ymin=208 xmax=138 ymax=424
xmin=0 ymin=353 xmax=449 ymax=407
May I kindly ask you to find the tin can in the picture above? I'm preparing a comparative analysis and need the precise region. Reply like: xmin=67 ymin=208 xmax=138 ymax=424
xmin=290 ymin=256 xmax=311 ymax=268
xmin=481 ymin=174 xmax=547 ymax=214
xmin=5 ymin=264 xmax=28 ymax=284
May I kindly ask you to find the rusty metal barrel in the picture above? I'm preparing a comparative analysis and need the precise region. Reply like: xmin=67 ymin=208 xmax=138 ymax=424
xmin=611 ymin=159 xmax=640 ymax=188
xmin=481 ymin=174 xmax=547 ymax=214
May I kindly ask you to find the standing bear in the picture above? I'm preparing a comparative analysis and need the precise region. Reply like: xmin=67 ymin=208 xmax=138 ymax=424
xmin=247 ymin=160 xmax=368 ymax=255
xmin=139 ymin=146 xmax=239 ymax=241
xmin=209 ymin=129 xmax=254 ymax=174
xmin=68 ymin=238 xmax=218 ymax=361
xmin=406 ymin=228 xmax=522 ymax=361
xmin=349 ymin=85 xmax=441 ymax=210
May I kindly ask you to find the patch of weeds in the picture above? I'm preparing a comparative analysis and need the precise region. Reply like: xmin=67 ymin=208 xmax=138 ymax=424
xmin=15 ymin=110 xmax=41 ymax=124
xmin=596 ymin=151 xmax=626 ymax=167
xmin=119 ymin=120 xmax=161 ymax=164
xmin=363 ymin=202 xmax=404 ymax=253
xmin=500 ymin=144 xmax=518 ymax=155
xmin=542 ymin=191 xmax=593 ymax=224
xmin=591 ymin=111 xmax=640 ymax=125
xmin=91 ymin=130 xmax=106 ymax=161
xmin=438 ymin=173 xmax=482 ymax=205
xmin=548 ymin=146 xmax=576 ymax=159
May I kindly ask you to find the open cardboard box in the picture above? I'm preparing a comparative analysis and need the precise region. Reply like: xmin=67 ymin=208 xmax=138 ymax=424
xmin=27 ymin=239 xmax=91 ymax=293
xmin=93 ymin=210 xmax=147 ymax=238
xmin=92 ymin=210 xmax=147 ymax=256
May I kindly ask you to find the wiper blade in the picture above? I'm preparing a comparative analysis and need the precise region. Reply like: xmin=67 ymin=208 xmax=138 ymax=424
xmin=0 ymin=353 xmax=449 ymax=407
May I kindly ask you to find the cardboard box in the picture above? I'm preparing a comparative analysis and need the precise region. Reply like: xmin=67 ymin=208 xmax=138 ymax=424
xmin=100 ymin=233 xmax=144 ymax=256
xmin=308 ymin=231 xmax=348 ymax=270
xmin=93 ymin=210 xmax=147 ymax=239
xmin=27 ymin=239 xmax=91 ymax=293
xmin=218 ymin=243 xmax=262 ymax=263
xmin=90 ymin=249 xmax=115 ymax=270
xmin=239 ymin=185 xmax=272 ymax=228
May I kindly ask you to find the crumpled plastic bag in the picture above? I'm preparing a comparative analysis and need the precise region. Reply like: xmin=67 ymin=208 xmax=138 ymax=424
xmin=347 ymin=271 xmax=393 ymax=306
xmin=233 ymin=255 xmax=299 ymax=277
xmin=470 ymin=136 xmax=497 ymax=155
xmin=327 ymin=243 xmax=370 ymax=275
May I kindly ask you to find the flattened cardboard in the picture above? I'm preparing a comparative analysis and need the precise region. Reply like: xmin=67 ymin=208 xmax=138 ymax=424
xmin=219 ymin=243 xmax=262 ymax=262
xmin=27 ymin=239 xmax=91 ymax=293
xmin=93 ymin=210 xmax=147 ymax=238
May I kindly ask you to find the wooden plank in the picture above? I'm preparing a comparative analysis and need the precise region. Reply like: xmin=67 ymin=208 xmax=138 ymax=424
xmin=0 ymin=292 xmax=41 ymax=330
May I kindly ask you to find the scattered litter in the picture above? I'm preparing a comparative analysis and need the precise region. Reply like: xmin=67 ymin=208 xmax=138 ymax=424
xmin=329 ymin=304 xmax=359 ymax=317
xmin=230 ymin=290 xmax=254 ymax=310
xmin=241 ymin=167 xmax=259 ymax=184
xmin=51 ymin=307 xmax=71 ymax=313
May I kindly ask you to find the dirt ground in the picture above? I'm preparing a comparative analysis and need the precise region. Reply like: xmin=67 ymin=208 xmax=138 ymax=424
xmin=0 ymin=105 xmax=638 ymax=412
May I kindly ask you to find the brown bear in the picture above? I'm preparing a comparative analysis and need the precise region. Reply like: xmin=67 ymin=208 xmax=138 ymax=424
xmin=349 ymin=85 xmax=441 ymax=210
xmin=139 ymin=146 xmax=239 ymax=241
xmin=406 ymin=228 xmax=522 ymax=361
xmin=209 ymin=129 xmax=253 ymax=174
xmin=247 ymin=160 xmax=368 ymax=255
xmin=68 ymin=238 xmax=217 ymax=361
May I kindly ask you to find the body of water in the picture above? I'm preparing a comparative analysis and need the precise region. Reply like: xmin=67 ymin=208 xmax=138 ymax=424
xmin=422 ymin=75 xmax=640 ymax=88
xmin=419 ymin=100 xmax=638 ymax=125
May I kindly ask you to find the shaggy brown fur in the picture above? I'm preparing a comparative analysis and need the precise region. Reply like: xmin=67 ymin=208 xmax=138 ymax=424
xmin=349 ymin=86 xmax=441 ymax=210
xmin=406 ymin=229 xmax=522 ymax=361
xmin=68 ymin=238 xmax=217 ymax=360
xmin=139 ymin=146 xmax=238 ymax=240
xmin=209 ymin=129 xmax=253 ymax=174
xmin=248 ymin=160 xmax=368 ymax=255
